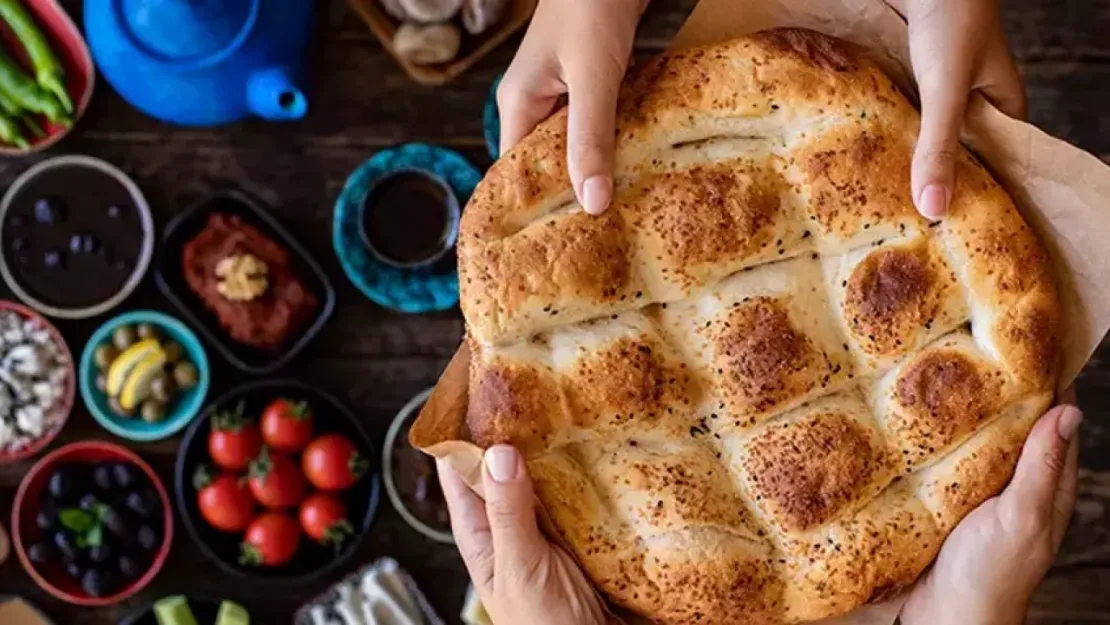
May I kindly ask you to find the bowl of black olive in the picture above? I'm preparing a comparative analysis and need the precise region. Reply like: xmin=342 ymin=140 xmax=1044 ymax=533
xmin=10 ymin=440 xmax=172 ymax=606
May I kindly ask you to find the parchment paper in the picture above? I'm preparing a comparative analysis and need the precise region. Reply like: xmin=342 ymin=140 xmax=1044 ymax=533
xmin=411 ymin=0 xmax=1110 ymax=623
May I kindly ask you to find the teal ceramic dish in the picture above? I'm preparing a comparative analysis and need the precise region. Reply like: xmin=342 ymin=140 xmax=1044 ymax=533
xmin=79 ymin=311 xmax=210 ymax=441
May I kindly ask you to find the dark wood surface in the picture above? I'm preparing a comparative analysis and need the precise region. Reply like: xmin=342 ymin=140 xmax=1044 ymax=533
xmin=0 ymin=0 xmax=1108 ymax=623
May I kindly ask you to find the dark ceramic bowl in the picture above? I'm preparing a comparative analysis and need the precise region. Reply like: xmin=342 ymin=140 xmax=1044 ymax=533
xmin=0 ymin=155 xmax=154 ymax=319
xmin=12 ymin=441 xmax=174 ymax=607
xmin=174 ymin=379 xmax=380 ymax=583
xmin=155 ymin=191 xmax=335 ymax=374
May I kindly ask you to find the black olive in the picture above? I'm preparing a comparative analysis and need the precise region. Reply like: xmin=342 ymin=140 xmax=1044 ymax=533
xmin=47 ymin=467 xmax=78 ymax=501
xmin=89 ymin=544 xmax=112 ymax=564
xmin=79 ymin=493 xmax=100 ymax=512
xmin=93 ymin=463 xmax=115 ymax=492
xmin=35 ymin=506 xmax=57 ymax=531
xmin=102 ymin=507 xmax=132 ymax=538
xmin=65 ymin=561 xmax=83 ymax=579
xmin=27 ymin=542 xmax=54 ymax=564
xmin=42 ymin=249 xmax=64 ymax=269
xmin=53 ymin=531 xmax=77 ymax=561
xmin=68 ymin=233 xmax=83 ymax=254
xmin=137 ymin=525 xmax=159 ymax=552
xmin=112 ymin=463 xmax=137 ymax=490
xmin=84 ymin=234 xmax=100 ymax=254
xmin=81 ymin=569 xmax=114 ymax=598
xmin=125 ymin=489 xmax=157 ymax=518
xmin=117 ymin=553 xmax=142 ymax=579
xmin=33 ymin=197 xmax=65 ymax=225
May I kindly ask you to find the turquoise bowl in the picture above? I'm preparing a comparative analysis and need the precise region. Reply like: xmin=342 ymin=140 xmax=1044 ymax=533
xmin=79 ymin=311 xmax=210 ymax=441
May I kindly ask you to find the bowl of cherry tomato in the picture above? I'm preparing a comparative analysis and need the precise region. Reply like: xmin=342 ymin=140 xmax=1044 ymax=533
xmin=172 ymin=379 xmax=379 ymax=582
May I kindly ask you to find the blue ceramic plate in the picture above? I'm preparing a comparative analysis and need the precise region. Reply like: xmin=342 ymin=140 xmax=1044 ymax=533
xmin=79 ymin=311 xmax=210 ymax=441
xmin=333 ymin=143 xmax=480 ymax=313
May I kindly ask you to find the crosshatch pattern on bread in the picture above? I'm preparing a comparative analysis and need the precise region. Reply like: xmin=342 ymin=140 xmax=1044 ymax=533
xmin=451 ymin=29 xmax=1060 ymax=625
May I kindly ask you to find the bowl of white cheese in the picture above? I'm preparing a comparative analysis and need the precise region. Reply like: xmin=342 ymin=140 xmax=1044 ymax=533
xmin=0 ymin=301 xmax=74 ymax=463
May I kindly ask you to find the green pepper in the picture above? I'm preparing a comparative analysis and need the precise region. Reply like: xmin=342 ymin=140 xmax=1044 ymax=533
xmin=0 ymin=108 xmax=28 ymax=148
xmin=0 ymin=82 xmax=43 ymax=138
xmin=0 ymin=46 xmax=67 ymax=125
xmin=0 ymin=0 xmax=72 ymax=114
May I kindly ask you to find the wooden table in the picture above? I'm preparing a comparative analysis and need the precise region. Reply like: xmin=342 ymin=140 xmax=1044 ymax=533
xmin=0 ymin=0 xmax=1108 ymax=623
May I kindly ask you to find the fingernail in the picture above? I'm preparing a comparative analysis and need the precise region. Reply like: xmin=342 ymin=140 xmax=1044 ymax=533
xmin=485 ymin=445 xmax=520 ymax=483
xmin=581 ymin=176 xmax=612 ymax=215
xmin=920 ymin=184 xmax=949 ymax=218
xmin=1057 ymin=406 xmax=1083 ymax=441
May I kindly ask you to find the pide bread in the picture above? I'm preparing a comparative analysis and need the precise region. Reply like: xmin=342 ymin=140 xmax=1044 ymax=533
xmin=443 ymin=29 xmax=1060 ymax=625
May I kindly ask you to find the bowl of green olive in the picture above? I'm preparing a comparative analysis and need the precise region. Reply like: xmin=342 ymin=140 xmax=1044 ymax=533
xmin=79 ymin=310 xmax=209 ymax=441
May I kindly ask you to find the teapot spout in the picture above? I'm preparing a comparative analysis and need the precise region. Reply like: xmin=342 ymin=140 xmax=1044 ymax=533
xmin=247 ymin=67 xmax=307 ymax=121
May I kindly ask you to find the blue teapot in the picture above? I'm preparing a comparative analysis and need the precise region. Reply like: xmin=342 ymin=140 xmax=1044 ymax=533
xmin=85 ymin=0 xmax=313 ymax=126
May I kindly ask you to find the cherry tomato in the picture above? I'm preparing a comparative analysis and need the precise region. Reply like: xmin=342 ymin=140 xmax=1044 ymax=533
xmin=194 ymin=467 xmax=255 ymax=532
xmin=260 ymin=398 xmax=314 ymax=453
xmin=302 ymin=434 xmax=367 ymax=492
xmin=248 ymin=447 xmax=306 ymax=509
xmin=208 ymin=404 xmax=262 ymax=471
xmin=239 ymin=512 xmax=301 ymax=567
xmin=298 ymin=492 xmax=353 ymax=548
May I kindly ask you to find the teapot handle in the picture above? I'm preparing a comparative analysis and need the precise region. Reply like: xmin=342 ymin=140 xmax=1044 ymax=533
xmin=247 ymin=67 xmax=307 ymax=121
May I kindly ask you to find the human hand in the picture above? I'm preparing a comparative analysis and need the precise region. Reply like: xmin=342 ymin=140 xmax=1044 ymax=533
xmin=438 ymin=445 xmax=607 ymax=625
xmin=895 ymin=0 xmax=1024 ymax=218
xmin=901 ymin=400 xmax=1081 ymax=625
xmin=497 ymin=0 xmax=648 ymax=215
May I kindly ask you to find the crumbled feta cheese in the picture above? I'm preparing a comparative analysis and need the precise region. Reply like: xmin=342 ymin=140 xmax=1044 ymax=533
xmin=0 ymin=419 xmax=12 ymax=448
xmin=0 ymin=311 xmax=69 ymax=451
xmin=16 ymin=405 xmax=44 ymax=437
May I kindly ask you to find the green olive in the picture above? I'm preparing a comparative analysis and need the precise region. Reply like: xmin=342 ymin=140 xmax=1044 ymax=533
xmin=95 ymin=373 xmax=108 ymax=393
xmin=94 ymin=344 xmax=119 ymax=370
xmin=162 ymin=341 xmax=183 ymax=364
xmin=112 ymin=325 xmax=138 ymax=350
xmin=173 ymin=361 xmax=199 ymax=389
xmin=108 ymin=395 xmax=134 ymax=418
xmin=150 ymin=374 xmax=176 ymax=402
xmin=140 ymin=399 xmax=167 ymax=423
xmin=136 ymin=323 xmax=159 ymax=341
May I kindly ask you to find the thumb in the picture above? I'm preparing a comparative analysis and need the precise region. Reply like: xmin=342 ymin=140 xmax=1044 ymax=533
xmin=482 ymin=445 xmax=547 ymax=580
xmin=565 ymin=56 xmax=625 ymax=216
xmin=912 ymin=73 xmax=971 ymax=219
xmin=999 ymin=405 xmax=1082 ymax=545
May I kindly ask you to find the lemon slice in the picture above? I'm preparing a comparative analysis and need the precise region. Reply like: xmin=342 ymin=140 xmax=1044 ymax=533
xmin=119 ymin=349 xmax=167 ymax=411
xmin=106 ymin=339 xmax=162 ymax=396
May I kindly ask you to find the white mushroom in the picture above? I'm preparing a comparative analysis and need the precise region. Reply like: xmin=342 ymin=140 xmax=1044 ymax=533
xmin=393 ymin=23 xmax=462 ymax=65
xmin=397 ymin=0 xmax=462 ymax=23
xmin=461 ymin=0 xmax=509 ymax=34
xmin=380 ymin=0 xmax=410 ymax=20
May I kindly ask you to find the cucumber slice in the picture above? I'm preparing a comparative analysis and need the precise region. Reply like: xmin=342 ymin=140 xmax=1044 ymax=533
xmin=217 ymin=600 xmax=250 ymax=625
xmin=154 ymin=596 xmax=198 ymax=625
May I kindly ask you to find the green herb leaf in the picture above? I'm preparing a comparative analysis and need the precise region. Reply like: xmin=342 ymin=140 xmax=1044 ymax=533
xmin=93 ymin=502 xmax=111 ymax=522
xmin=76 ymin=533 xmax=88 ymax=549
xmin=84 ymin=524 xmax=103 ymax=548
xmin=59 ymin=508 xmax=93 ymax=533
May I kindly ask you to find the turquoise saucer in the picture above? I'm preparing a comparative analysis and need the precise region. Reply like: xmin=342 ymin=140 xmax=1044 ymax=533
xmin=483 ymin=73 xmax=503 ymax=159
xmin=333 ymin=144 xmax=481 ymax=313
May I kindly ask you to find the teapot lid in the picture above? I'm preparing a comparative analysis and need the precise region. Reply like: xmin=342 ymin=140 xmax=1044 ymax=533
xmin=118 ymin=0 xmax=258 ymax=63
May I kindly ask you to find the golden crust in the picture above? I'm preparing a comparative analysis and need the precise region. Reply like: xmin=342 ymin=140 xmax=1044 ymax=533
xmin=449 ymin=29 xmax=1062 ymax=625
